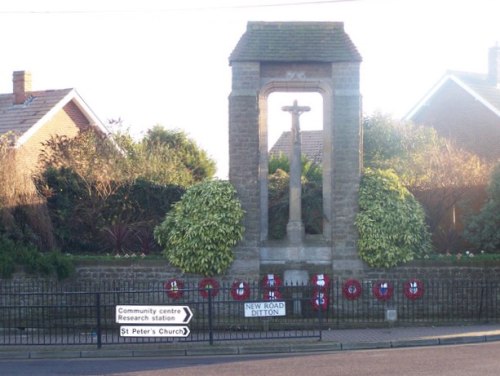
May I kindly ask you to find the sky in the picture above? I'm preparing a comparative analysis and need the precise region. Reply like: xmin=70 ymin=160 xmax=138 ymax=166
xmin=1 ymin=0 xmax=499 ymax=178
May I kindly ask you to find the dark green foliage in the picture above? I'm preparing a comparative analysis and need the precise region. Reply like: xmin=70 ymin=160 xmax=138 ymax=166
xmin=0 ymin=251 xmax=15 ymax=279
xmin=38 ymin=167 xmax=95 ymax=252
xmin=101 ymin=181 xmax=184 ymax=254
xmin=155 ymin=180 xmax=244 ymax=276
xmin=141 ymin=126 xmax=216 ymax=185
xmin=121 ymin=179 xmax=185 ymax=223
xmin=362 ymin=113 xmax=490 ymax=253
xmin=465 ymin=164 xmax=500 ymax=253
xmin=355 ymin=168 xmax=432 ymax=268
xmin=37 ymin=167 xmax=185 ymax=254
xmin=269 ymin=152 xmax=290 ymax=174
xmin=0 ymin=235 xmax=74 ymax=280
xmin=363 ymin=113 xmax=406 ymax=166
xmin=363 ymin=113 xmax=439 ymax=174
xmin=3 ymin=123 xmax=211 ymax=257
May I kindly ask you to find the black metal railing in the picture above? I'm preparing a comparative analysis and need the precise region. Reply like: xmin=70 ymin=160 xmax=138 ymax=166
xmin=0 ymin=278 xmax=498 ymax=348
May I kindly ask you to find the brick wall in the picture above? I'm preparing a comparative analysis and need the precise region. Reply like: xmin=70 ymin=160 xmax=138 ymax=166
xmin=6 ymin=261 xmax=500 ymax=286
xmin=15 ymin=101 xmax=90 ymax=173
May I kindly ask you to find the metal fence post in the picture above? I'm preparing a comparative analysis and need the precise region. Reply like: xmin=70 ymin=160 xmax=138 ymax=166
xmin=318 ymin=298 xmax=323 ymax=341
xmin=95 ymin=292 xmax=102 ymax=349
xmin=207 ymin=287 xmax=214 ymax=345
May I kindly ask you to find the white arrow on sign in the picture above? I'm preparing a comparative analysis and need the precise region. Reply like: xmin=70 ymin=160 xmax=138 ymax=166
xmin=120 ymin=325 xmax=190 ymax=337
xmin=116 ymin=305 xmax=193 ymax=324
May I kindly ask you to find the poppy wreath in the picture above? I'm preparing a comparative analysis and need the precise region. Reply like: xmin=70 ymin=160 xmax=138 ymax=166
xmin=372 ymin=280 xmax=394 ymax=301
xmin=311 ymin=290 xmax=329 ymax=311
xmin=198 ymin=277 xmax=220 ymax=299
xmin=403 ymin=279 xmax=425 ymax=300
xmin=262 ymin=274 xmax=282 ymax=289
xmin=164 ymin=278 xmax=184 ymax=300
xmin=230 ymin=280 xmax=251 ymax=301
xmin=342 ymin=279 xmax=363 ymax=300
xmin=263 ymin=289 xmax=282 ymax=301
xmin=311 ymin=274 xmax=330 ymax=291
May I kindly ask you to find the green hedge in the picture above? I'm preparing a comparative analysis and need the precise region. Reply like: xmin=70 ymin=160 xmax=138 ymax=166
xmin=356 ymin=168 xmax=432 ymax=268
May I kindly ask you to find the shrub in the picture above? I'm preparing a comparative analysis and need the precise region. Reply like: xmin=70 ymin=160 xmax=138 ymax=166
xmin=37 ymin=167 xmax=184 ymax=254
xmin=355 ymin=168 xmax=432 ymax=268
xmin=154 ymin=180 xmax=244 ymax=276
xmin=465 ymin=163 xmax=500 ymax=253
xmin=0 ymin=235 xmax=73 ymax=279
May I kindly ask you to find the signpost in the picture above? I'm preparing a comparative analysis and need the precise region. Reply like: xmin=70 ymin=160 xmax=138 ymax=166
xmin=116 ymin=305 xmax=193 ymax=338
xmin=244 ymin=301 xmax=286 ymax=317
xmin=116 ymin=305 xmax=192 ymax=324
xmin=120 ymin=325 xmax=190 ymax=338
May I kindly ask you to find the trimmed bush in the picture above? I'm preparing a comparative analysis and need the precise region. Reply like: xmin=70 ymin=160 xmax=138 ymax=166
xmin=355 ymin=168 xmax=432 ymax=268
xmin=154 ymin=180 xmax=244 ymax=276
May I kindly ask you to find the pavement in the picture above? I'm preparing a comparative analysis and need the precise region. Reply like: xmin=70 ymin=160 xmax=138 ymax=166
xmin=1 ymin=324 xmax=500 ymax=359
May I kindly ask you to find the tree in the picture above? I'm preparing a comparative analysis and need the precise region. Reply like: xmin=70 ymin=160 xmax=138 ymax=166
xmin=363 ymin=113 xmax=491 ymax=251
xmin=140 ymin=126 xmax=216 ymax=185
xmin=0 ymin=133 xmax=55 ymax=250
xmin=37 ymin=130 xmax=128 ymax=252
xmin=464 ymin=163 xmax=500 ymax=253
xmin=36 ymin=125 xmax=214 ymax=254
xmin=154 ymin=180 xmax=244 ymax=276
xmin=355 ymin=168 xmax=432 ymax=268
xmin=39 ymin=129 xmax=126 ymax=186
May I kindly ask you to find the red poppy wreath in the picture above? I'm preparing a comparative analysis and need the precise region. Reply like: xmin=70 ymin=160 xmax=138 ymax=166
xmin=342 ymin=279 xmax=363 ymax=300
xmin=230 ymin=280 xmax=251 ymax=301
xmin=262 ymin=274 xmax=282 ymax=289
xmin=403 ymin=279 xmax=425 ymax=300
xmin=263 ymin=289 xmax=282 ymax=301
xmin=164 ymin=278 xmax=184 ymax=300
xmin=311 ymin=290 xmax=329 ymax=310
xmin=372 ymin=280 xmax=393 ymax=301
xmin=198 ymin=277 xmax=220 ymax=299
xmin=311 ymin=274 xmax=330 ymax=290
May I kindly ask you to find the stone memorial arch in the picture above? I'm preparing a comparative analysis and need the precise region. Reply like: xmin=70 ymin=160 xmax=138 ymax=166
xmin=228 ymin=22 xmax=363 ymax=279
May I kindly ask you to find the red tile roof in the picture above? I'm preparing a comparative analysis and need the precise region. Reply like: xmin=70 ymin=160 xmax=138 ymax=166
xmin=269 ymin=130 xmax=323 ymax=165
xmin=0 ymin=89 xmax=73 ymax=139
xmin=0 ymin=87 xmax=110 ymax=148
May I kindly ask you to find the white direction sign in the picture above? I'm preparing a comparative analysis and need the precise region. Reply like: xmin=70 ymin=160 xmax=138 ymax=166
xmin=244 ymin=301 xmax=286 ymax=317
xmin=116 ymin=305 xmax=193 ymax=324
xmin=120 ymin=325 xmax=190 ymax=337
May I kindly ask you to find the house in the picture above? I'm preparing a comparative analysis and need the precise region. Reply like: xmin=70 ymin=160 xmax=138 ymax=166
xmin=0 ymin=71 xmax=110 ymax=173
xmin=405 ymin=46 xmax=500 ymax=162
xmin=269 ymin=130 xmax=323 ymax=165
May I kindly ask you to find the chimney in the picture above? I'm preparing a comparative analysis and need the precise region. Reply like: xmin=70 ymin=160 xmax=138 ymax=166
xmin=13 ymin=70 xmax=32 ymax=105
xmin=488 ymin=44 xmax=500 ymax=87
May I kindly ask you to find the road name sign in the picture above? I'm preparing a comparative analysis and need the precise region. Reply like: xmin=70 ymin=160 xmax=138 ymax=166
xmin=116 ymin=305 xmax=193 ymax=324
xmin=120 ymin=325 xmax=190 ymax=337
xmin=244 ymin=301 xmax=286 ymax=317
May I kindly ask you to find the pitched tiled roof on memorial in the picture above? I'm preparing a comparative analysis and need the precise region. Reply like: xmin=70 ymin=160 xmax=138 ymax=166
xmin=229 ymin=21 xmax=362 ymax=63
xmin=269 ymin=130 xmax=323 ymax=165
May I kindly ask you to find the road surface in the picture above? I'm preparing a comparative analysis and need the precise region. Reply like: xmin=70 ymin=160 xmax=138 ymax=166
xmin=1 ymin=342 xmax=499 ymax=376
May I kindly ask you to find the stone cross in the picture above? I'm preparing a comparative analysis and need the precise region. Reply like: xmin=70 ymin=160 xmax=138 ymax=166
xmin=281 ymin=100 xmax=310 ymax=244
